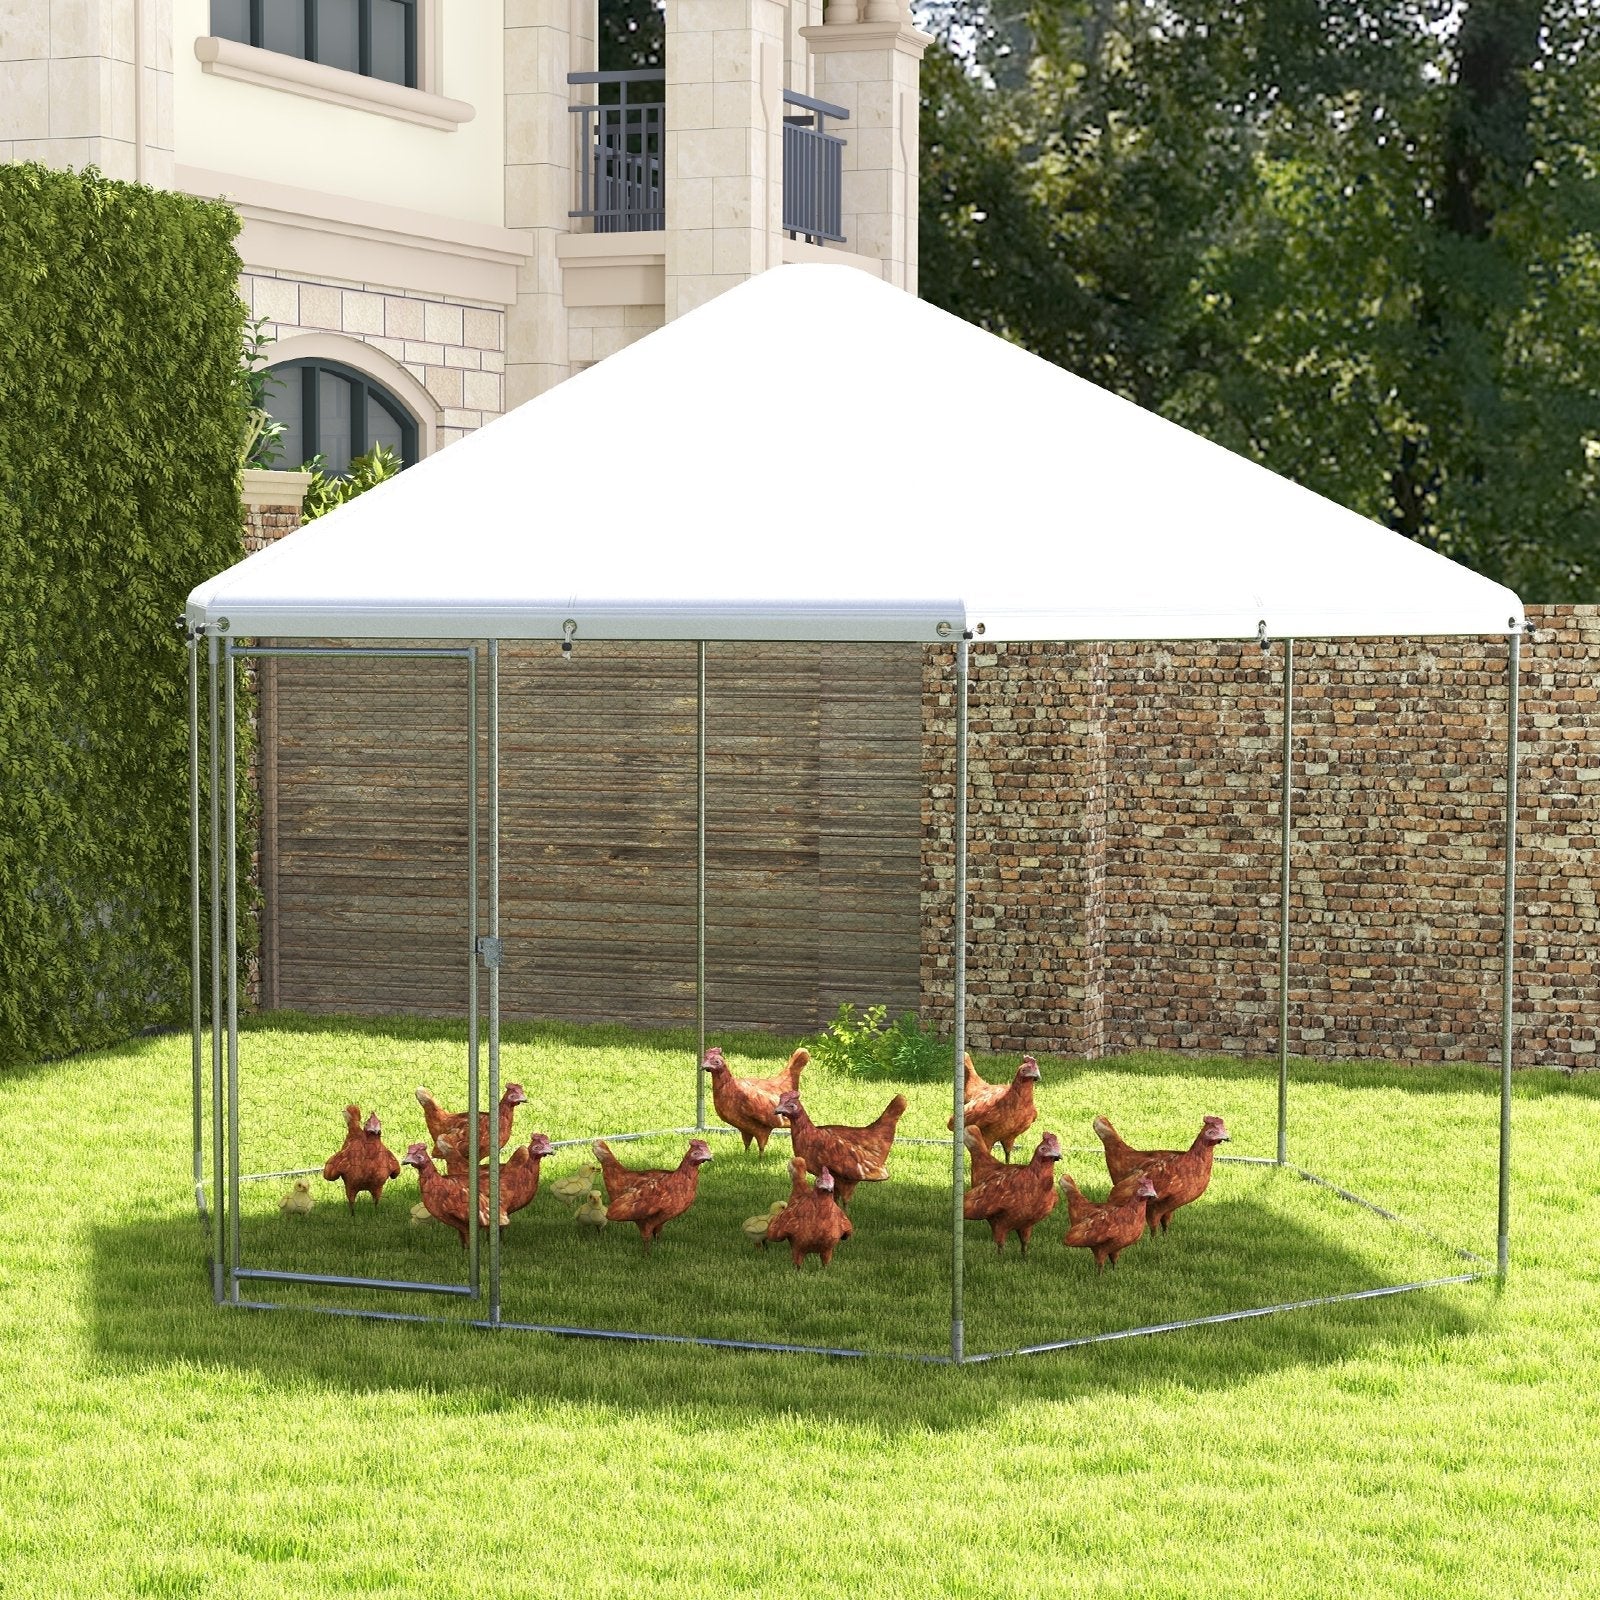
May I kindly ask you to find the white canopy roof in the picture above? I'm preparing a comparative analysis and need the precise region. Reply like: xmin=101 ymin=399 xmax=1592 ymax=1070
xmin=189 ymin=263 xmax=1522 ymax=643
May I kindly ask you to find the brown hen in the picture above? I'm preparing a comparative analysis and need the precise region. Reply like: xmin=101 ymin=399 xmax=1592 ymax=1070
xmin=401 ymin=1143 xmax=508 ymax=1248
xmin=1060 ymin=1173 xmax=1157 ymax=1272
xmin=1093 ymin=1113 xmax=1214 ymax=1185
xmin=774 ymin=1090 xmax=906 ymax=1209
xmin=766 ymin=1158 xmax=854 ymax=1269
xmin=322 ymin=1106 xmax=402 ymax=1210
xmin=702 ymin=1046 xmax=808 ymax=1154
xmin=963 ymin=1128 xmax=1061 ymax=1254
xmin=604 ymin=1139 xmax=714 ymax=1252
xmin=593 ymin=1138 xmax=687 ymax=1201
xmin=1105 ymin=1115 xmax=1230 ymax=1235
xmin=468 ymin=1131 xmax=556 ymax=1218
xmin=415 ymin=1083 xmax=527 ymax=1174
xmin=948 ymin=1056 xmax=1041 ymax=1161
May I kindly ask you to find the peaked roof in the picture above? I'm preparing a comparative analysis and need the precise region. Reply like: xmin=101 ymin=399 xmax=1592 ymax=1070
xmin=189 ymin=264 xmax=1522 ymax=643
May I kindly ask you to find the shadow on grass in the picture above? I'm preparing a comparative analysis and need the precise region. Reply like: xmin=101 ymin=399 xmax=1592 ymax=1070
xmin=87 ymin=1170 xmax=1485 ymax=1432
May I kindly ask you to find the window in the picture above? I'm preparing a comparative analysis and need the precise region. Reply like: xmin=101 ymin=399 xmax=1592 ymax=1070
xmin=211 ymin=0 xmax=416 ymax=88
xmin=265 ymin=360 xmax=418 ymax=475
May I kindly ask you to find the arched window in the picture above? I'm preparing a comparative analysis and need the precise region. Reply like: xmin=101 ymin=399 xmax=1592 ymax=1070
xmin=265 ymin=359 xmax=419 ymax=475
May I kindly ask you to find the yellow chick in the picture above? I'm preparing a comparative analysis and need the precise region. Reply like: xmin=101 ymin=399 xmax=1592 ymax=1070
xmin=741 ymin=1200 xmax=786 ymax=1246
xmin=410 ymin=1201 xmax=435 ymax=1226
xmin=279 ymin=1179 xmax=313 ymax=1216
xmin=550 ymin=1164 xmax=599 ymax=1209
xmin=575 ymin=1189 xmax=608 ymax=1235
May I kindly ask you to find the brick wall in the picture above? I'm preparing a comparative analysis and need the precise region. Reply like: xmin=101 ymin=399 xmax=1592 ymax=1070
xmin=922 ymin=607 xmax=1599 ymax=1070
xmin=921 ymin=641 xmax=1112 ymax=1058
xmin=243 ymin=500 xmax=299 ymax=554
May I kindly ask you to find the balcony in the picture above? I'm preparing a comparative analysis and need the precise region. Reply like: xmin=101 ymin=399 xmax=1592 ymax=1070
xmin=782 ymin=90 xmax=848 ymax=246
xmin=568 ymin=69 xmax=665 ymax=234
xmin=566 ymin=74 xmax=851 ymax=246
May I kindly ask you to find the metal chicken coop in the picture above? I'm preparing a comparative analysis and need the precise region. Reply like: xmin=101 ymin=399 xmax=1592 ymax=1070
xmin=184 ymin=264 xmax=1526 ymax=1362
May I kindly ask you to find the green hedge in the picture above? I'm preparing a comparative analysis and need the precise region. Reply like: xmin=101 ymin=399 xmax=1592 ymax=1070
xmin=0 ymin=164 xmax=247 ymax=1069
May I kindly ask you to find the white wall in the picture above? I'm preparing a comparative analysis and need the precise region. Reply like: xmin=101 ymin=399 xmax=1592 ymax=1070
xmin=172 ymin=0 xmax=506 ymax=226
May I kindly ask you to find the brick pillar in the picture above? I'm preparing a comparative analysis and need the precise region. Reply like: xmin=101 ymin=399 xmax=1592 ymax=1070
xmin=921 ymin=642 xmax=1110 ymax=1059
xmin=799 ymin=7 xmax=929 ymax=290
xmin=664 ymin=0 xmax=787 ymax=320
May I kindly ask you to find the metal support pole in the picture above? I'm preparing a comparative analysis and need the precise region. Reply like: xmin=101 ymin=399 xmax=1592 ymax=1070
xmin=1278 ymin=639 xmax=1294 ymax=1166
xmin=950 ymin=635 xmax=970 ymax=1365
xmin=467 ymin=647 xmax=480 ymax=1298
xmin=487 ymin=639 xmax=502 ymax=1325
xmin=208 ymin=631 xmax=224 ymax=1302
xmin=225 ymin=641 xmax=241 ymax=1305
xmin=1498 ymin=629 xmax=1520 ymax=1277
xmin=188 ymin=632 xmax=204 ymax=1220
xmin=695 ymin=640 xmax=707 ymax=1128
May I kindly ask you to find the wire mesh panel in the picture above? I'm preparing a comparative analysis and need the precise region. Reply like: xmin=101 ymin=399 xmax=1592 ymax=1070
xmin=259 ymin=649 xmax=474 ymax=1016
xmin=498 ymin=641 xmax=698 ymax=1027
xmin=485 ymin=640 xmax=923 ymax=1036
xmin=230 ymin=643 xmax=482 ymax=1311
xmin=703 ymin=641 xmax=923 ymax=1032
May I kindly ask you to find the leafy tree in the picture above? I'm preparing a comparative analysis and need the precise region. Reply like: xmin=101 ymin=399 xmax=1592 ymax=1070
xmin=919 ymin=0 xmax=1600 ymax=599
xmin=600 ymin=0 xmax=663 ymax=71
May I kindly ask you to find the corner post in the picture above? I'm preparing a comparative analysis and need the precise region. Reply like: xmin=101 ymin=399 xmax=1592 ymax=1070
xmin=224 ymin=637 xmax=240 ymax=1305
xmin=1278 ymin=638 xmax=1294 ymax=1166
xmin=1498 ymin=628 xmax=1520 ymax=1277
xmin=208 ymin=629 xmax=224 ymax=1303
xmin=950 ymin=632 xmax=970 ymax=1364
xmin=488 ymin=639 xmax=502 ymax=1325
xmin=467 ymin=645 xmax=480 ymax=1298
xmin=696 ymin=639 xmax=708 ymax=1128
xmin=188 ymin=628 xmax=205 ymax=1221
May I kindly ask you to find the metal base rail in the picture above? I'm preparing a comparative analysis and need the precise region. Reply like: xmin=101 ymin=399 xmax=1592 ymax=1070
xmin=223 ymin=1267 xmax=1486 ymax=1366
xmin=196 ymin=1129 xmax=1054 ymax=1202
xmin=200 ymin=1154 xmax=1486 ymax=1360
xmin=235 ymin=1268 xmax=476 ymax=1296
xmin=960 ymin=1273 xmax=1488 ymax=1364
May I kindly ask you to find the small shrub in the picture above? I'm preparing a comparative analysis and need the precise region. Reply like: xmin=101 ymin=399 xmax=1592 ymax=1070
xmin=238 ymin=316 xmax=285 ymax=469
xmin=806 ymin=1003 xmax=950 ymax=1082
xmin=300 ymin=444 xmax=401 ymax=523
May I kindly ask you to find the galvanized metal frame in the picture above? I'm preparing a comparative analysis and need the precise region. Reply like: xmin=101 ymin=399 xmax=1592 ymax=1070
xmin=949 ymin=634 xmax=970 ymax=1362
xmin=1498 ymin=630 xmax=1520 ymax=1276
xmin=202 ymin=641 xmax=484 ymax=1306
xmin=188 ymin=632 xmax=205 ymax=1224
xmin=190 ymin=627 xmax=1522 ymax=1361
xmin=1278 ymin=638 xmax=1293 ymax=1166
xmin=695 ymin=640 xmax=708 ymax=1131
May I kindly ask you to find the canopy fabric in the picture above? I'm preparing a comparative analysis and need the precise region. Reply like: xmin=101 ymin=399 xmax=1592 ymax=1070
xmin=189 ymin=264 xmax=1523 ymax=643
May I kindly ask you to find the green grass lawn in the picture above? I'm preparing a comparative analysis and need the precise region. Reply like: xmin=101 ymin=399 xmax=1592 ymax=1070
xmin=3 ymin=1013 xmax=1598 ymax=1597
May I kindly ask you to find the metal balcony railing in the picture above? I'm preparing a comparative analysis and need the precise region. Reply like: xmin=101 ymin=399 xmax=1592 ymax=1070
xmin=782 ymin=89 xmax=848 ymax=245
xmin=569 ymin=69 xmax=665 ymax=233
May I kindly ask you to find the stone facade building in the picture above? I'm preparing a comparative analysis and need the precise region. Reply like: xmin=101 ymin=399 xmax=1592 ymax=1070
xmin=2 ymin=0 xmax=928 ymax=457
